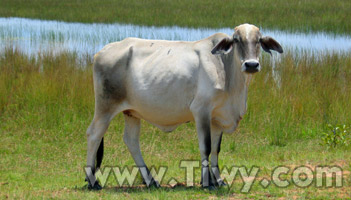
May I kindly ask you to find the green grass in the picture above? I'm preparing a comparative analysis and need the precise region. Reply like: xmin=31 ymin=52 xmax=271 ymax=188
xmin=1 ymin=0 xmax=351 ymax=34
xmin=1 ymin=49 xmax=351 ymax=199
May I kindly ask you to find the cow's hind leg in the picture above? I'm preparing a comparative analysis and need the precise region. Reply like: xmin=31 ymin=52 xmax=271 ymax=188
xmin=123 ymin=113 xmax=160 ymax=188
xmin=210 ymin=125 xmax=226 ymax=187
xmin=85 ymin=110 xmax=114 ymax=190
xmin=85 ymin=136 xmax=104 ymax=189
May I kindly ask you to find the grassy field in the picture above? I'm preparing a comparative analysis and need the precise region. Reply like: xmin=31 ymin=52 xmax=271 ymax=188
xmin=1 ymin=0 xmax=351 ymax=34
xmin=0 ymin=48 xmax=350 ymax=199
xmin=1 ymin=1 xmax=351 ymax=198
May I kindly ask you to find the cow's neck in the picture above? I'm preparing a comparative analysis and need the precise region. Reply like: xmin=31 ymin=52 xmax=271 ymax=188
xmin=219 ymin=50 xmax=250 ymax=123
xmin=221 ymin=51 xmax=250 ymax=96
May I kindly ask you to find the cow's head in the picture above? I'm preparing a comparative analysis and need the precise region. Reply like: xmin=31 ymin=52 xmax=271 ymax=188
xmin=211 ymin=24 xmax=283 ymax=74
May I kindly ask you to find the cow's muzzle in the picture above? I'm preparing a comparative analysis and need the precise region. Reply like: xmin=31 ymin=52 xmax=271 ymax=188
xmin=242 ymin=60 xmax=260 ymax=74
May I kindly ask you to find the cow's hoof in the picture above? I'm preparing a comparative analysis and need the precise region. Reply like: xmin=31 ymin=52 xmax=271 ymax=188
xmin=88 ymin=182 xmax=102 ymax=191
xmin=143 ymin=178 xmax=160 ymax=188
xmin=202 ymin=185 xmax=216 ymax=191
xmin=201 ymin=181 xmax=216 ymax=190
xmin=215 ymin=179 xmax=227 ymax=187
xmin=148 ymin=179 xmax=160 ymax=188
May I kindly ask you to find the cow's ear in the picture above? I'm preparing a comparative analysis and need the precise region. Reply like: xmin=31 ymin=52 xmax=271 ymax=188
xmin=211 ymin=37 xmax=234 ymax=55
xmin=260 ymin=36 xmax=283 ymax=55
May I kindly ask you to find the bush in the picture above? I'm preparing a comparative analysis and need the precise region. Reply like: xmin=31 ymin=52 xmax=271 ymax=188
xmin=321 ymin=124 xmax=350 ymax=148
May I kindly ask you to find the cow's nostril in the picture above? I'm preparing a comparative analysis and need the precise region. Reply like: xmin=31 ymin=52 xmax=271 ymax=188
xmin=245 ymin=62 xmax=259 ymax=68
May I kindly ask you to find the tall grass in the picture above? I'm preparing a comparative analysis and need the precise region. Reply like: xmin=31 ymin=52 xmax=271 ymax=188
xmin=1 ymin=48 xmax=350 ymax=145
xmin=0 ymin=48 xmax=94 ymax=130
xmin=244 ymin=53 xmax=351 ymax=146
xmin=0 ymin=0 xmax=351 ymax=34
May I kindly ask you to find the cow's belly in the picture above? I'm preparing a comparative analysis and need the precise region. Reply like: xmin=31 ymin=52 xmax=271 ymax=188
xmin=126 ymin=83 xmax=195 ymax=125
xmin=125 ymin=50 xmax=198 ymax=127
xmin=125 ymin=106 xmax=194 ymax=132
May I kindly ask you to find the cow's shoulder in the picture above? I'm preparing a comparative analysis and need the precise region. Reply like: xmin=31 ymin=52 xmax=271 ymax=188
xmin=192 ymin=33 xmax=231 ymax=58
xmin=194 ymin=33 xmax=231 ymax=51
xmin=208 ymin=32 xmax=231 ymax=44
xmin=192 ymin=33 xmax=231 ymax=91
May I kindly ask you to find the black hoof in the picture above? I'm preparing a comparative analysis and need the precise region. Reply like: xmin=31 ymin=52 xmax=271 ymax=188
xmin=201 ymin=180 xmax=216 ymax=189
xmin=88 ymin=181 xmax=102 ymax=190
xmin=216 ymin=180 xmax=227 ymax=187
xmin=150 ymin=179 xmax=160 ymax=188
xmin=202 ymin=185 xmax=216 ymax=191
xmin=143 ymin=178 xmax=160 ymax=188
xmin=148 ymin=179 xmax=161 ymax=188
xmin=201 ymin=176 xmax=226 ymax=188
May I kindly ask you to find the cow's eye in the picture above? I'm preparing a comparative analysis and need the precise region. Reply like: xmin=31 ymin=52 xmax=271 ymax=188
xmin=233 ymin=38 xmax=239 ymax=43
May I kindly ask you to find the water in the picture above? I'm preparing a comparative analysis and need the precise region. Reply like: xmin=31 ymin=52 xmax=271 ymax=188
xmin=1 ymin=17 xmax=351 ymax=60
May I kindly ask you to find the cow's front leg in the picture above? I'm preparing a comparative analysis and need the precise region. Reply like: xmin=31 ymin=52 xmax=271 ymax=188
xmin=123 ymin=113 xmax=159 ymax=188
xmin=210 ymin=125 xmax=226 ymax=187
xmin=193 ymin=112 xmax=214 ymax=189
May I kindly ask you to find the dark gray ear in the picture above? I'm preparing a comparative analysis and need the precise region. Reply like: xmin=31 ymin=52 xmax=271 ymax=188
xmin=260 ymin=36 xmax=283 ymax=55
xmin=211 ymin=37 xmax=234 ymax=55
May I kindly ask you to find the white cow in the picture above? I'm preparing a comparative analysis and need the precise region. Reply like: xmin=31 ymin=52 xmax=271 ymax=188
xmin=85 ymin=23 xmax=283 ymax=190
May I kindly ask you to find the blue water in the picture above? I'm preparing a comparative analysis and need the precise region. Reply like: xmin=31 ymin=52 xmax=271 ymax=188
xmin=1 ymin=17 xmax=351 ymax=59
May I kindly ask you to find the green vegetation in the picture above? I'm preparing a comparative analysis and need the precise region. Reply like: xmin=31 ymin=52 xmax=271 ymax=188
xmin=1 ymin=49 xmax=350 ymax=199
xmin=1 ymin=0 xmax=351 ymax=34
xmin=321 ymin=124 xmax=350 ymax=148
